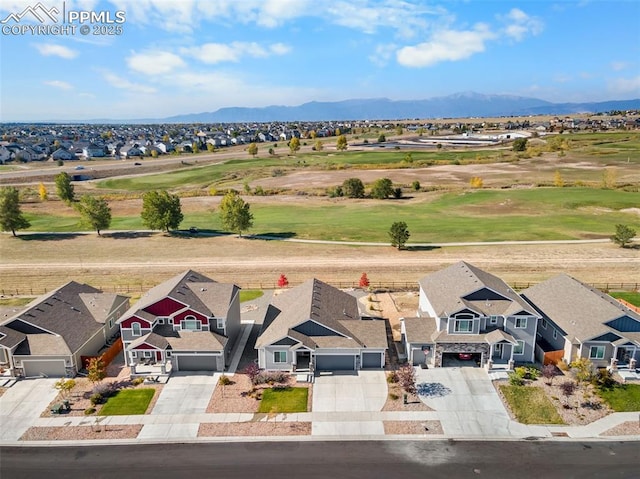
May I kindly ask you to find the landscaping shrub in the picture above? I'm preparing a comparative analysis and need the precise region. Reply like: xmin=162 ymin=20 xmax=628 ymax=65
xmin=389 ymin=393 xmax=399 ymax=401
xmin=508 ymin=372 xmax=525 ymax=386
xmin=218 ymin=375 xmax=233 ymax=386
xmin=592 ymin=368 xmax=616 ymax=389
xmin=253 ymin=371 xmax=288 ymax=386
xmin=131 ymin=377 xmax=144 ymax=386
xmin=387 ymin=371 xmax=399 ymax=384
xmin=90 ymin=393 xmax=103 ymax=406
xmin=84 ymin=407 xmax=96 ymax=415
xmin=91 ymin=382 xmax=115 ymax=397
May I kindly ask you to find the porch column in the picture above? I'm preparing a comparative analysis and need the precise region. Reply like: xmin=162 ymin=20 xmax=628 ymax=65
xmin=508 ymin=344 xmax=515 ymax=370
xmin=630 ymin=358 xmax=637 ymax=370
xmin=610 ymin=357 xmax=618 ymax=371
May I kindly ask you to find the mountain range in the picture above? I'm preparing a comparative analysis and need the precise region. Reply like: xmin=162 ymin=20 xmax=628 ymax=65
xmin=157 ymin=92 xmax=640 ymax=124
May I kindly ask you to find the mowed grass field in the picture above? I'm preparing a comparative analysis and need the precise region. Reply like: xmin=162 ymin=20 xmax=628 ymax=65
xmin=21 ymin=187 xmax=640 ymax=242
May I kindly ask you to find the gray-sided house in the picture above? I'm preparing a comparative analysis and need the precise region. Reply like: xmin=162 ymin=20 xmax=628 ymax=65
xmin=256 ymin=279 xmax=387 ymax=372
xmin=402 ymin=261 xmax=540 ymax=369
xmin=0 ymin=282 xmax=128 ymax=378
xmin=118 ymin=270 xmax=241 ymax=375
xmin=521 ymin=274 xmax=640 ymax=370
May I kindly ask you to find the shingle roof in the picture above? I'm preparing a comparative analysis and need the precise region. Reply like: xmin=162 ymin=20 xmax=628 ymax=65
xmin=256 ymin=279 xmax=378 ymax=350
xmin=119 ymin=270 xmax=238 ymax=323
xmin=0 ymin=325 xmax=26 ymax=349
xmin=403 ymin=317 xmax=437 ymax=344
xmin=129 ymin=325 xmax=227 ymax=352
xmin=0 ymin=281 xmax=125 ymax=354
xmin=14 ymin=334 xmax=71 ymax=356
xmin=522 ymin=274 xmax=640 ymax=343
xmin=418 ymin=261 xmax=536 ymax=317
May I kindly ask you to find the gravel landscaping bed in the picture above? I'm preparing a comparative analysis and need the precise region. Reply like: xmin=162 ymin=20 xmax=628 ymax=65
xmin=382 ymin=377 xmax=432 ymax=412
xmin=20 ymin=425 xmax=142 ymax=441
xmin=0 ymin=386 xmax=6 ymax=398
xmin=601 ymin=421 xmax=640 ymax=436
xmin=494 ymin=373 xmax=611 ymax=426
xmin=383 ymin=420 xmax=443 ymax=435
xmin=198 ymin=421 xmax=311 ymax=437
xmin=207 ymin=374 xmax=312 ymax=414
xmin=41 ymin=377 xmax=163 ymax=417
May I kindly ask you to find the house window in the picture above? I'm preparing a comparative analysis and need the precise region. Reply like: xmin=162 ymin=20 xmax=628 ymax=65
xmin=181 ymin=316 xmax=201 ymax=331
xmin=143 ymin=351 xmax=152 ymax=358
xmin=515 ymin=317 xmax=528 ymax=329
xmin=489 ymin=316 xmax=499 ymax=325
xmin=514 ymin=340 xmax=525 ymax=355
xmin=109 ymin=318 xmax=114 ymax=328
xmin=454 ymin=320 xmax=473 ymax=333
xmin=216 ymin=317 xmax=224 ymax=329
xmin=166 ymin=351 xmax=172 ymax=358
xmin=132 ymin=322 xmax=141 ymax=336
xmin=541 ymin=318 xmax=547 ymax=329
xmin=553 ymin=329 xmax=557 ymax=339
xmin=589 ymin=345 xmax=605 ymax=360
xmin=273 ymin=351 xmax=287 ymax=363
xmin=131 ymin=351 xmax=137 ymax=358
xmin=158 ymin=318 xmax=165 ymax=324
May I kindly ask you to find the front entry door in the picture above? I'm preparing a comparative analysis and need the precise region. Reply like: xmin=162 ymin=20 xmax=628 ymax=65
xmin=493 ymin=343 xmax=503 ymax=359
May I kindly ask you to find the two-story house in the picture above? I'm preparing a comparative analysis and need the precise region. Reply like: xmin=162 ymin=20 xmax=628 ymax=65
xmin=117 ymin=270 xmax=241 ymax=375
xmin=402 ymin=261 xmax=540 ymax=369
xmin=521 ymin=274 xmax=640 ymax=370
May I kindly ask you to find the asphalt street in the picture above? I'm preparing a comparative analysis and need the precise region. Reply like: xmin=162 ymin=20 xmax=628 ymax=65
xmin=1 ymin=440 xmax=638 ymax=479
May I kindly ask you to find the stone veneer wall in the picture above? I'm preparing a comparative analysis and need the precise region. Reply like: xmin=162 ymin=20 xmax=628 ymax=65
xmin=434 ymin=343 xmax=490 ymax=367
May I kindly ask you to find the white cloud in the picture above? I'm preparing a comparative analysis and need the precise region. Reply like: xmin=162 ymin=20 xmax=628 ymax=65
xmin=501 ymin=8 xmax=543 ymax=41
xmin=610 ymin=61 xmax=629 ymax=72
xmin=369 ymin=43 xmax=397 ymax=67
xmin=396 ymin=24 xmax=496 ymax=67
xmin=33 ymin=43 xmax=78 ymax=59
xmin=43 ymin=80 xmax=73 ymax=90
xmin=126 ymin=50 xmax=186 ymax=74
xmin=182 ymin=41 xmax=292 ymax=64
xmin=102 ymin=71 xmax=156 ymax=94
xmin=609 ymin=76 xmax=640 ymax=95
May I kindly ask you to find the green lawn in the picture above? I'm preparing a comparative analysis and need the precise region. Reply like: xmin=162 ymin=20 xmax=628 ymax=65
xmin=500 ymin=385 xmax=565 ymax=424
xmin=258 ymin=387 xmax=308 ymax=413
xmin=597 ymin=384 xmax=640 ymax=412
xmin=20 ymin=188 xmax=640 ymax=243
xmin=0 ymin=297 xmax=34 ymax=307
xmin=99 ymin=388 xmax=155 ymax=415
xmin=239 ymin=290 xmax=264 ymax=302
xmin=609 ymin=292 xmax=640 ymax=307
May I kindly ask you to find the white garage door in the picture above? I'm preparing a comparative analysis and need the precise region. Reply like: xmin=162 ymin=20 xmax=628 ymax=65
xmin=23 ymin=359 xmax=66 ymax=377
xmin=175 ymin=355 xmax=221 ymax=371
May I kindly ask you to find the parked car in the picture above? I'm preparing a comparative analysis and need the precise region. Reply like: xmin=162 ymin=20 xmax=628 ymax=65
xmin=74 ymin=165 xmax=85 ymax=170
xmin=458 ymin=353 xmax=473 ymax=360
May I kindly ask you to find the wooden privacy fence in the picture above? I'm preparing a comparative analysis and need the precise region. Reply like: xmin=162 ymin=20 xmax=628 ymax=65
xmin=543 ymin=350 xmax=565 ymax=366
xmin=81 ymin=338 xmax=123 ymax=369
xmin=617 ymin=298 xmax=640 ymax=314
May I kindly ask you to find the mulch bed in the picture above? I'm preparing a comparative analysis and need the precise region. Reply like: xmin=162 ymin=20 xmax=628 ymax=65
xmin=383 ymin=420 xmax=443 ymax=435
xmin=198 ymin=421 xmax=311 ymax=437
xmin=20 ymin=425 xmax=142 ymax=441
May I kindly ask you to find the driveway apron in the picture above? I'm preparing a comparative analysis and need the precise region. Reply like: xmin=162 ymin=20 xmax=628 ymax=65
xmin=0 ymin=378 xmax=59 ymax=441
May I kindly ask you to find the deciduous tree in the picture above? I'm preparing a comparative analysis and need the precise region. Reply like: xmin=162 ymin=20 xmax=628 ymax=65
xmin=76 ymin=195 xmax=112 ymax=236
xmin=0 ymin=186 xmax=30 ymax=237
xmin=389 ymin=221 xmax=410 ymax=250
xmin=336 ymin=134 xmax=348 ymax=151
xmin=371 ymin=178 xmax=394 ymax=199
xmin=38 ymin=182 xmax=48 ymax=201
xmin=554 ymin=170 xmax=565 ymax=187
xmin=277 ymin=274 xmax=289 ymax=288
xmin=289 ymin=137 xmax=300 ymax=154
xmin=141 ymin=190 xmax=183 ymax=232
xmin=55 ymin=172 xmax=74 ymax=203
xmin=358 ymin=273 xmax=370 ymax=289
xmin=87 ymin=357 xmax=106 ymax=384
xmin=397 ymin=363 xmax=417 ymax=403
xmin=342 ymin=178 xmax=365 ymax=198
xmin=512 ymin=138 xmax=528 ymax=152
xmin=314 ymin=140 xmax=323 ymax=152
xmin=219 ymin=190 xmax=253 ymax=237
xmin=248 ymin=142 xmax=258 ymax=157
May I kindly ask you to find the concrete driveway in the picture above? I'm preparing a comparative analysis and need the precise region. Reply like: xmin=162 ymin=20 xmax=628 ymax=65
xmin=312 ymin=370 xmax=387 ymax=412
xmin=150 ymin=372 xmax=219 ymax=415
xmin=416 ymin=367 xmax=516 ymax=437
xmin=0 ymin=378 xmax=59 ymax=442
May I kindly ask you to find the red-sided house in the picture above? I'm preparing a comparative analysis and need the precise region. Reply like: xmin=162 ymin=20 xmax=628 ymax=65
xmin=117 ymin=270 xmax=241 ymax=375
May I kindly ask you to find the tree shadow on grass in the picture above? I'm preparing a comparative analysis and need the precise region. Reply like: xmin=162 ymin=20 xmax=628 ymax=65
xmin=107 ymin=231 xmax=154 ymax=239
xmin=405 ymin=245 xmax=441 ymax=252
xmin=417 ymin=382 xmax=452 ymax=398
xmin=246 ymin=232 xmax=297 ymax=241
xmin=18 ymin=233 xmax=82 ymax=241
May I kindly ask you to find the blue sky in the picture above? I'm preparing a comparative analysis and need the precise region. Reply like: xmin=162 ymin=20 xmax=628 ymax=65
xmin=1 ymin=0 xmax=639 ymax=121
